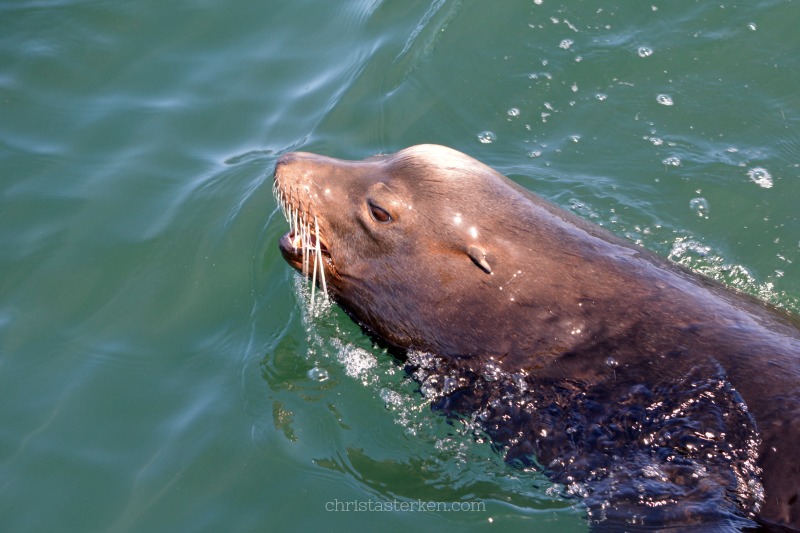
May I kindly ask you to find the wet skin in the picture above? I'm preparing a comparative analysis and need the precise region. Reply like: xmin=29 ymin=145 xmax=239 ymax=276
xmin=274 ymin=144 xmax=800 ymax=531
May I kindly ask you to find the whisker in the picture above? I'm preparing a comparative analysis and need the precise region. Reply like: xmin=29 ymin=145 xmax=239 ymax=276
xmin=315 ymin=215 xmax=328 ymax=301
xmin=275 ymin=181 xmax=329 ymax=311
xmin=300 ymin=217 xmax=310 ymax=276
xmin=310 ymin=218 xmax=318 ymax=308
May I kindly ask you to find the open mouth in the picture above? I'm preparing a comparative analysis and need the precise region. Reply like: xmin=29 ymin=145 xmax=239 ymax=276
xmin=278 ymin=225 xmax=332 ymax=273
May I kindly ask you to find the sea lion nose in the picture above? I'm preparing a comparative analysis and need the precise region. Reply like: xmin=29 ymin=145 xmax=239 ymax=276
xmin=275 ymin=151 xmax=326 ymax=173
xmin=276 ymin=152 xmax=299 ymax=168
xmin=274 ymin=153 xmax=308 ymax=182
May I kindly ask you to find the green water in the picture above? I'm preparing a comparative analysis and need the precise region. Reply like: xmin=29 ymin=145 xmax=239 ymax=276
xmin=0 ymin=1 xmax=797 ymax=532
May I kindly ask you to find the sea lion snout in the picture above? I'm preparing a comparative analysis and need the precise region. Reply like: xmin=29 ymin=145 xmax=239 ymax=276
xmin=274 ymin=151 xmax=320 ymax=182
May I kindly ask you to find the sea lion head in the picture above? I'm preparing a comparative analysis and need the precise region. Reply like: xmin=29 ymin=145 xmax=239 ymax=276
xmin=274 ymin=144 xmax=546 ymax=359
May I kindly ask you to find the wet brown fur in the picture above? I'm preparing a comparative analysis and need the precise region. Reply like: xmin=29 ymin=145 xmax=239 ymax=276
xmin=274 ymin=144 xmax=800 ymax=531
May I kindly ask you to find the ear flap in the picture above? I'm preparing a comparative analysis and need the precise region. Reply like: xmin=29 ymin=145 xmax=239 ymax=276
xmin=467 ymin=245 xmax=492 ymax=275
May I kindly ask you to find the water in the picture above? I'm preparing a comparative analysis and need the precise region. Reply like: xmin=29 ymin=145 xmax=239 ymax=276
xmin=0 ymin=1 xmax=798 ymax=532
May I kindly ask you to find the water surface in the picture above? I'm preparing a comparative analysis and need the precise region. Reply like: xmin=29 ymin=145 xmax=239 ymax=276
xmin=0 ymin=1 xmax=797 ymax=531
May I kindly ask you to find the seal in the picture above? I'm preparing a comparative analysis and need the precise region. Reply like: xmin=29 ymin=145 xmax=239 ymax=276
xmin=273 ymin=144 xmax=800 ymax=531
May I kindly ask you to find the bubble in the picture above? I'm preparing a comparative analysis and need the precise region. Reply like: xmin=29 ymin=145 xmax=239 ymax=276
xmin=533 ymin=0 xmax=542 ymax=4
xmin=663 ymin=156 xmax=681 ymax=167
xmin=605 ymin=356 xmax=618 ymax=368
xmin=656 ymin=94 xmax=674 ymax=106
xmin=507 ymin=107 xmax=520 ymax=117
xmin=747 ymin=22 xmax=757 ymax=31
xmin=747 ymin=167 xmax=773 ymax=188
xmin=527 ymin=150 xmax=542 ymax=158
xmin=595 ymin=93 xmax=608 ymax=101
xmin=443 ymin=377 xmax=458 ymax=395
xmin=637 ymin=46 xmax=653 ymax=58
xmin=477 ymin=131 xmax=496 ymax=144
xmin=419 ymin=375 xmax=441 ymax=398
xmin=307 ymin=366 xmax=329 ymax=381
xmin=569 ymin=135 xmax=581 ymax=143
xmin=482 ymin=363 xmax=502 ymax=382
xmin=559 ymin=39 xmax=574 ymax=50
xmin=689 ymin=197 xmax=709 ymax=218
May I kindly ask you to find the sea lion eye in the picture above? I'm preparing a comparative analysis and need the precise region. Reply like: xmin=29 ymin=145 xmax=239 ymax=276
xmin=368 ymin=201 xmax=392 ymax=223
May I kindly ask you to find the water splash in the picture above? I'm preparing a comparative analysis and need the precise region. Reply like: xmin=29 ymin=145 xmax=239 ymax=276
xmin=410 ymin=354 xmax=764 ymax=528
xmin=746 ymin=167 xmax=773 ymax=189
xmin=656 ymin=94 xmax=674 ymax=106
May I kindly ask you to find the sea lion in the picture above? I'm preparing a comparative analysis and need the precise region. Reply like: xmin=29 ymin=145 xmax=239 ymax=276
xmin=273 ymin=144 xmax=800 ymax=531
